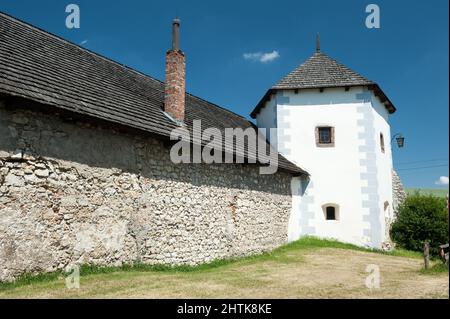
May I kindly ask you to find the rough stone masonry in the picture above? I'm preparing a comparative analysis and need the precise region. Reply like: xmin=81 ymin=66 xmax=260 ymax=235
xmin=0 ymin=99 xmax=292 ymax=282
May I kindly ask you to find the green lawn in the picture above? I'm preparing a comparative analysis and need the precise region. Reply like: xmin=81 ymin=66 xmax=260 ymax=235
xmin=406 ymin=188 xmax=448 ymax=198
xmin=0 ymin=237 xmax=448 ymax=299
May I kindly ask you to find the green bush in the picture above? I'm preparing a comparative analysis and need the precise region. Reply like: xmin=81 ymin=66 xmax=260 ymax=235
xmin=390 ymin=194 xmax=449 ymax=256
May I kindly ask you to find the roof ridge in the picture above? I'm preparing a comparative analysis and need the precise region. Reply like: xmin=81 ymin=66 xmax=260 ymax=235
xmin=273 ymin=50 xmax=374 ymax=89
xmin=272 ymin=53 xmax=314 ymax=88
xmin=251 ymin=49 xmax=396 ymax=118
xmin=0 ymin=11 xmax=249 ymax=122
xmin=313 ymin=51 xmax=373 ymax=82
xmin=0 ymin=12 xmax=307 ymax=175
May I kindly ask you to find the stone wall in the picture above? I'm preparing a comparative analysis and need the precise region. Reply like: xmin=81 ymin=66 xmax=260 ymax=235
xmin=380 ymin=169 xmax=407 ymax=250
xmin=392 ymin=169 xmax=406 ymax=212
xmin=0 ymin=99 xmax=292 ymax=282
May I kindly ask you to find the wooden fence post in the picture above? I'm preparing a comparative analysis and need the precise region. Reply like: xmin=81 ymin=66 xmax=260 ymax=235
xmin=424 ymin=242 xmax=430 ymax=270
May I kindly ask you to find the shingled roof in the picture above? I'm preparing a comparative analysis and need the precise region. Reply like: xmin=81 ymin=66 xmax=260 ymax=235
xmin=0 ymin=12 xmax=307 ymax=176
xmin=250 ymin=51 xmax=396 ymax=118
xmin=274 ymin=52 xmax=374 ymax=89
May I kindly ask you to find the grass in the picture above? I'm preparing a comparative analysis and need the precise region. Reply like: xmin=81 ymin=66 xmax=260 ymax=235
xmin=406 ymin=188 xmax=448 ymax=198
xmin=420 ymin=262 xmax=449 ymax=275
xmin=0 ymin=237 xmax=447 ymax=299
xmin=0 ymin=237 xmax=421 ymax=290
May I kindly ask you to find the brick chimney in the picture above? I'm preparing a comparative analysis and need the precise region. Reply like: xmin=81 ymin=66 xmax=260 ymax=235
xmin=164 ymin=18 xmax=185 ymax=123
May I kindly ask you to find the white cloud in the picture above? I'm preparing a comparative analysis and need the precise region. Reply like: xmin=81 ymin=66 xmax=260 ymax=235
xmin=260 ymin=51 xmax=280 ymax=62
xmin=243 ymin=50 xmax=280 ymax=63
xmin=243 ymin=52 xmax=261 ymax=60
xmin=80 ymin=40 xmax=88 ymax=45
xmin=435 ymin=176 xmax=449 ymax=186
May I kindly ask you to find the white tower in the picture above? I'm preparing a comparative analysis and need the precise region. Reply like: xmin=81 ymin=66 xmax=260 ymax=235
xmin=251 ymin=40 xmax=397 ymax=248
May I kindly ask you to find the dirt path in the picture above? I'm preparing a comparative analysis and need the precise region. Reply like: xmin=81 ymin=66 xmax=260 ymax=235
xmin=0 ymin=248 xmax=448 ymax=298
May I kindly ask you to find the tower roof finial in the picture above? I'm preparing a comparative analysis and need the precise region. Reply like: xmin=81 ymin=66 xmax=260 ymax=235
xmin=316 ymin=32 xmax=320 ymax=52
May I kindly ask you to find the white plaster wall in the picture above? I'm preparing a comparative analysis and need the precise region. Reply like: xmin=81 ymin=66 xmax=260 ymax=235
xmin=257 ymin=86 xmax=394 ymax=248
xmin=371 ymin=97 xmax=394 ymax=236
xmin=256 ymin=94 xmax=277 ymax=148
xmin=288 ymin=177 xmax=302 ymax=242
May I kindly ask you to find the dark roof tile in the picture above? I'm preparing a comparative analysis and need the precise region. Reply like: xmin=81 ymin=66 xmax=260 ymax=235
xmin=0 ymin=12 xmax=307 ymax=175
xmin=250 ymin=51 xmax=396 ymax=118
xmin=273 ymin=52 xmax=374 ymax=89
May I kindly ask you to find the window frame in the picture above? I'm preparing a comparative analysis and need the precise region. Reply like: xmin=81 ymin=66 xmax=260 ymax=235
xmin=322 ymin=204 xmax=340 ymax=221
xmin=315 ymin=126 xmax=335 ymax=147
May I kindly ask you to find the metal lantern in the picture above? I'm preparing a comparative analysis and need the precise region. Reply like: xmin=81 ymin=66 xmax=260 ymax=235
xmin=396 ymin=135 xmax=405 ymax=148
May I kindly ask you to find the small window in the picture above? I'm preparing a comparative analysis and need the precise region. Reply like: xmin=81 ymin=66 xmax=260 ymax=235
xmin=380 ymin=133 xmax=385 ymax=153
xmin=322 ymin=204 xmax=339 ymax=221
xmin=326 ymin=206 xmax=336 ymax=220
xmin=319 ymin=127 xmax=332 ymax=143
xmin=315 ymin=126 xmax=335 ymax=147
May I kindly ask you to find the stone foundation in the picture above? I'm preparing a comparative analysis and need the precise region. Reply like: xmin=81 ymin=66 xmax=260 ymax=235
xmin=0 ymin=100 xmax=292 ymax=282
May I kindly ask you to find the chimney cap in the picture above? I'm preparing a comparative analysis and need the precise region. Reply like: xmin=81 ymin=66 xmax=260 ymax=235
xmin=171 ymin=17 xmax=181 ymax=52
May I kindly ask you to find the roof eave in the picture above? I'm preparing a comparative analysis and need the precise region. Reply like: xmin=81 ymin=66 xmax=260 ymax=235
xmin=250 ymin=89 xmax=274 ymax=119
xmin=250 ymin=84 xmax=396 ymax=119
xmin=368 ymin=84 xmax=397 ymax=114
xmin=277 ymin=166 xmax=310 ymax=177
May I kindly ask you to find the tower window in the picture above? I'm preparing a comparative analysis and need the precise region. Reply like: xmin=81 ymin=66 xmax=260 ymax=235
xmin=322 ymin=204 xmax=339 ymax=221
xmin=380 ymin=133 xmax=385 ymax=153
xmin=326 ymin=206 xmax=336 ymax=220
xmin=316 ymin=126 xmax=335 ymax=147
xmin=319 ymin=127 xmax=331 ymax=143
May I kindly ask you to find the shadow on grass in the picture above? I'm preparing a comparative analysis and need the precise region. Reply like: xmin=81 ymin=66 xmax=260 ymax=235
xmin=0 ymin=236 xmax=422 ymax=291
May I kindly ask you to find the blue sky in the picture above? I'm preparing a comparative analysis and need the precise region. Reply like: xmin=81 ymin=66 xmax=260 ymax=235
xmin=1 ymin=0 xmax=448 ymax=189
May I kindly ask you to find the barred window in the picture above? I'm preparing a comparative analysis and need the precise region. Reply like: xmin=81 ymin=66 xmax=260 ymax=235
xmin=316 ymin=126 xmax=335 ymax=147
xmin=319 ymin=127 xmax=332 ymax=143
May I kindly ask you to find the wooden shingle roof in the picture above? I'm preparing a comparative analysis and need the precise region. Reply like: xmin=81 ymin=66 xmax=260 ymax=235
xmin=274 ymin=52 xmax=374 ymax=89
xmin=250 ymin=51 xmax=396 ymax=118
xmin=0 ymin=12 xmax=307 ymax=176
